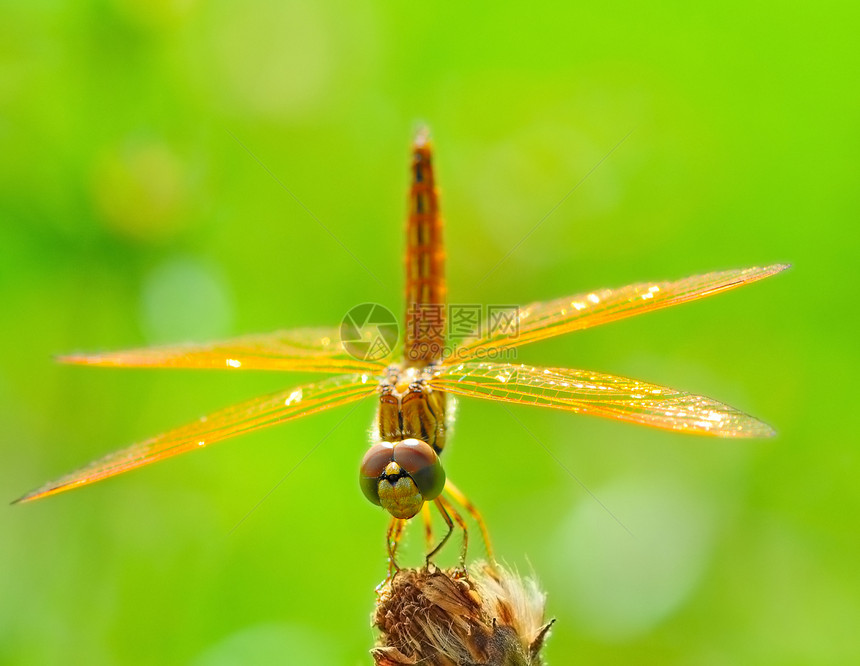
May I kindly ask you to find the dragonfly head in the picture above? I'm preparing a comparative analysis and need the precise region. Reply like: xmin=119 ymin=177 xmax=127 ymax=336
xmin=359 ymin=439 xmax=445 ymax=519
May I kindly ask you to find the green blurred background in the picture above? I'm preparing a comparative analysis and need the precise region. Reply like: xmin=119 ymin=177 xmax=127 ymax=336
xmin=2 ymin=1 xmax=857 ymax=664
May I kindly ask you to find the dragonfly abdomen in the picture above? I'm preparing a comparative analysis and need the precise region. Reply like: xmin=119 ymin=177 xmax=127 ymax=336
xmin=404 ymin=128 xmax=446 ymax=366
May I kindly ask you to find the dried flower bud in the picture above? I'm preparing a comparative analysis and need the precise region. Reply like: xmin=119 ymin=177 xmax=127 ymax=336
xmin=372 ymin=562 xmax=553 ymax=665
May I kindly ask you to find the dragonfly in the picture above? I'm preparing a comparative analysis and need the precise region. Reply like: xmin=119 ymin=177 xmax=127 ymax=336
xmin=16 ymin=127 xmax=787 ymax=570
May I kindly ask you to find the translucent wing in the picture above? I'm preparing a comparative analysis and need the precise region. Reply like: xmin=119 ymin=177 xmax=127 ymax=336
xmin=430 ymin=362 xmax=774 ymax=438
xmin=15 ymin=373 xmax=377 ymax=503
xmin=452 ymin=264 xmax=788 ymax=359
xmin=58 ymin=328 xmax=387 ymax=375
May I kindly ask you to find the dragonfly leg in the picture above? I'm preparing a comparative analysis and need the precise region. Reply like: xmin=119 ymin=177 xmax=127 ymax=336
xmin=438 ymin=494 xmax=468 ymax=571
xmin=421 ymin=502 xmax=434 ymax=553
xmin=444 ymin=479 xmax=496 ymax=566
xmin=426 ymin=498 xmax=455 ymax=565
xmin=387 ymin=517 xmax=406 ymax=576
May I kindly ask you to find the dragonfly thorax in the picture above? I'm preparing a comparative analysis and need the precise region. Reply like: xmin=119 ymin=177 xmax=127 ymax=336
xmin=377 ymin=364 xmax=448 ymax=454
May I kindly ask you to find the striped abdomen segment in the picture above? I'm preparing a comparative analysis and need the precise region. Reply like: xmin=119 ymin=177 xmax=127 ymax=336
xmin=404 ymin=129 xmax=446 ymax=366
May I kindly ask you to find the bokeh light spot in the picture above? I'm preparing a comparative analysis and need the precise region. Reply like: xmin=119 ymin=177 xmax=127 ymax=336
xmin=551 ymin=476 xmax=719 ymax=641
xmin=92 ymin=139 xmax=193 ymax=243
xmin=141 ymin=256 xmax=233 ymax=343
xmin=208 ymin=0 xmax=332 ymax=119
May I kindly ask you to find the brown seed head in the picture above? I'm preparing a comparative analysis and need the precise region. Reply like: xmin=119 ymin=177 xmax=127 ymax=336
xmin=372 ymin=562 xmax=553 ymax=666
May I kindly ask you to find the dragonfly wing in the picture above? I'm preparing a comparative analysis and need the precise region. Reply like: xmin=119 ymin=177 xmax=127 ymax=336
xmin=431 ymin=362 xmax=774 ymax=438
xmin=15 ymin=373 xmax=377 ymax=503
xmin=452 ymin=264 xmax=788 ymax=359
xmin=58 ymin=327 xmax=388 ymax=374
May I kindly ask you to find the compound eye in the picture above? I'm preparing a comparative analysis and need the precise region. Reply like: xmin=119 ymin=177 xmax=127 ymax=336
xmin=393 ymin=439 xmax=446 ymax=501
xmin=358 ymin=442 xmax=395 ymax=505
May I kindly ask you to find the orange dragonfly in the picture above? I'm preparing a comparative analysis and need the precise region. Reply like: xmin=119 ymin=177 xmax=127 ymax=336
xmin=16 ymin=128 xmax=787 ymax=568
